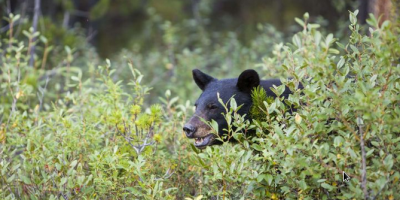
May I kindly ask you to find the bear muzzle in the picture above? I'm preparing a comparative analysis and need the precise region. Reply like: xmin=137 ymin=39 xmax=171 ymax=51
xmin=183 ymin=124 xmax=196 ymax=138
xmin=183 ymin=118 xmax=215 ymax=148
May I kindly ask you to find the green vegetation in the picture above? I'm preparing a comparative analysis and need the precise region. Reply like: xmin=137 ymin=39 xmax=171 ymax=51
xmin=250 ymin=86 xmax=274 ymax=123
xmin=1 ymin=9 xmax=399 ymax=200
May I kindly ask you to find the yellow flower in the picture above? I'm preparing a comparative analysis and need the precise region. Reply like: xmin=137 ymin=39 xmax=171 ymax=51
xmin=16 ymin=91 xmax=24 ymax=99
xmin=109 ymin=111 xmax=122 ymax=124
xmin=117 ymin=124 xmax=125 ymax=133
xmin=135 ymin=114 xmax=151 ymax=129
xmin=130 ymin=105 xmax=141 ymax=115
xmin=165 ymin=63 xmax=173 ymax=70
xmin=393 ymin=176 xmax=399 ymax=184
xmin=0 ymin=129 xmax=5 ymax=144
xmin=34 ymin=104 xmax=40 ymax=113
xmin=153 ymin=134 xmax=162 ymax=143
xmin=295 ymin=113 xmax=302 ymax=124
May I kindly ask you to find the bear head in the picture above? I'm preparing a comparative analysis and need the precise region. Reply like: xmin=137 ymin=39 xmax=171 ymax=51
xmin=183 ymin=69 xmax=260 ymax=148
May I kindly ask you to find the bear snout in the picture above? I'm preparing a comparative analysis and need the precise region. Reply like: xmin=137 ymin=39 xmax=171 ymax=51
xmin=183 ymin=124 xmax=196 ymax=138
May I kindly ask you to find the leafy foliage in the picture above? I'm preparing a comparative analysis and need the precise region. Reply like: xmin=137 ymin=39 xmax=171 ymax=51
xmin=250 ymin=86 xmax=274 ymax=123
xmin=1 ymin=9 xmax=399 ymax=200
xmin=249 ymin=11 xmax=400 ymax=199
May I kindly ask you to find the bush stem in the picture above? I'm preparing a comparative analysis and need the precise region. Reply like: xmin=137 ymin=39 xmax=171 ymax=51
xmin=359 ymin=125 xmax=369 ymax=199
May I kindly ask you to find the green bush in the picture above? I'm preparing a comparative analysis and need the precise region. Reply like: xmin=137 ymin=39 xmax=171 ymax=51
xmin=0 ymin=13 xmax=191 ymax=199
xmin=185 ymin=11 xmax=399 ymax=199
xmin=1 ymin=10 xmax=399 ymax=200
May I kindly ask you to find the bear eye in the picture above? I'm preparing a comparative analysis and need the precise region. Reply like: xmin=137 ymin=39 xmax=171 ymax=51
xmin=208 ymin=104 xmax=218 ymax=110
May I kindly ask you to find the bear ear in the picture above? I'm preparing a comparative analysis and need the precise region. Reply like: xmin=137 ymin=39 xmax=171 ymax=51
xmin=192 ymin=69 xmax=216 ymax=91
xmin=237 ymin=69 xmax=260 ymax=93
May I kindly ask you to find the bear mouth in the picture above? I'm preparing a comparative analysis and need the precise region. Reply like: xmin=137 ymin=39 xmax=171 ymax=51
xmin=193 ymin=134 xmax=215 ymax=148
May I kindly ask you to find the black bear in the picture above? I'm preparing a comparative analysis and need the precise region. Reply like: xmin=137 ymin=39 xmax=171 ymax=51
xmin=183 ymin=69 xmax=294 ymax=148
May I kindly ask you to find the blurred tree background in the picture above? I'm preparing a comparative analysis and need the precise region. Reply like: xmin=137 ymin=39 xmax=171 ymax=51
xmin=1 ymin=0 xmax=358 ymax=58
xmin=2 ymin=0 xmax=369 ymax=105
xmin=1 ymin=0 xmax=396 ymax=105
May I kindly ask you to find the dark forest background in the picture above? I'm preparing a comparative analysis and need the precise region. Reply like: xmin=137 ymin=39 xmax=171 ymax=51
xmin=2 ymin=0 xmax=359 ymax=58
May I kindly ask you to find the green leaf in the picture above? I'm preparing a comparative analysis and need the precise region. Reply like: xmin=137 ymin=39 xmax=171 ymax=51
xmin=350 ymin=45 xmax=359 ymax=54
xmin=349 ymin=11 xmax=357 ymax=25
xmin=325 ymin=34 xmax=334 ymax=45
xmin=71 ymin=76 xmax=79 ymax=81
xmin=317 ymin=179 xmax=326 ymax=183
xmin=209 ymin=121 xmax=219 ymax=136
xmin=337 ymin=57 xmax=345 ymax=69
xmin=384 ymin=155 xmax=393 ymax=169
xmin=70 ymin=160 xmax=78 ymax=168
xmin=20 ymin=175 xmax=32 ymax=184
xmin=230 ymin=97 xmax=237 ymax=111
xmin=356 ymin=117 xmax=364 ymax=126
xmin=295 ymin=18 xmax=305 ymax=27
xmin=371 ymin=141 xmax=380 ymax=147
xmin=336 ymin=42 xmax=345 ymax=50
xmin=170 ymin=96 xmax=179 ymax=106
xmin=348 ymin=148 xmax=357 ymax=159
xmin=321 ymin=183 xmax=333 ymax=191
xmin=328 ymin=48 xmax=340 ymax=54
xmin=308 ymin=23 xmax=320 ymax=29
xmin=7 ymin=174 xmax=15 ymax=183
xmin=314 ymin=31 xmax=322 ymax=46
xmin=334 ymin=136 xmax=343 ymax=147
xmin=190 ymin=144 xmax=200 ymax=154
xmin=265 ymin=174 xmax=273 ymax=185
xmin=293 ymin=34 xmax=302 ymax=48
xmin=230 ymin=162 xmax=236 ymax=174
xmin=366 ymin=149 xmax=374 ymax=157
xmin=13 ymin=14 xmax=21 ymax=21
xmin=194 ymin=195 xmax=204 ymax=200
xmin=55 ymin=163 xmax=62 ymax=171
xmin=125 ymin=187 xmax=140 ymax=194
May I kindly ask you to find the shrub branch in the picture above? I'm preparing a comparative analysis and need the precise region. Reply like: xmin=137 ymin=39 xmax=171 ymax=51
xmin=358 ymin=124 xmax=369 ymax=199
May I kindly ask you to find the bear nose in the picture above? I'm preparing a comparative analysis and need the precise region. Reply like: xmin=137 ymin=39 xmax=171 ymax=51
xmin=183 ymin=125 xmax=196 ymax=138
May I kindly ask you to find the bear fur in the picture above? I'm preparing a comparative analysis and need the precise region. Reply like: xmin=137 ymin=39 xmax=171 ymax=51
xmin=183 ymin=69 xmax=294 ymax=148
